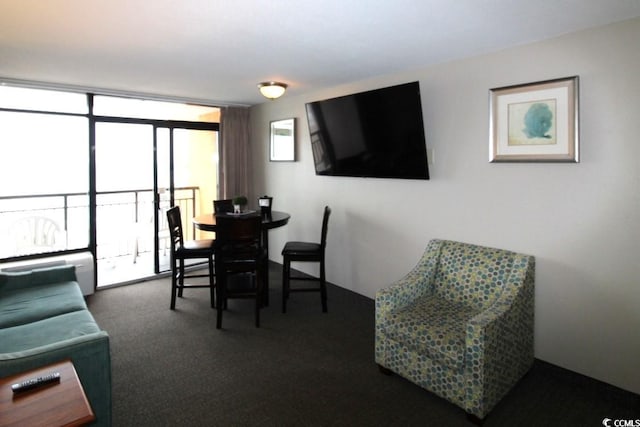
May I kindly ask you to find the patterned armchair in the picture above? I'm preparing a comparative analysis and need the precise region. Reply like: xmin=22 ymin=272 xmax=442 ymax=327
xmin=375 ymin=239 xmax=535 ymax=420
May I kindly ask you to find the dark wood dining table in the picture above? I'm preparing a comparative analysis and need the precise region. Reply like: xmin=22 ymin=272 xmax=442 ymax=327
xmin=192 ymin=210 xmax=291 ymax=305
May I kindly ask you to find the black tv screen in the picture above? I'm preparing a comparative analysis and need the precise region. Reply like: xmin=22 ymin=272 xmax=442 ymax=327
xmin=305 ymin=81 xmax=429 ymax=180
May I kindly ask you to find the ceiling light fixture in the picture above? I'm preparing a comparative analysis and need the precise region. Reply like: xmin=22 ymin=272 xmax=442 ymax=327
xmin=258 ymin=81 xmax=287 ymax=100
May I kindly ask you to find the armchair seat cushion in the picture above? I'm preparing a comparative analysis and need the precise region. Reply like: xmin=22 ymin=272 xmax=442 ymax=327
xmin=382 ymin=294 xmax=480 ymax=370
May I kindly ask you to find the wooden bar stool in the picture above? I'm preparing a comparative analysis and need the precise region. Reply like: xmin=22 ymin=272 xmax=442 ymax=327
xmin=281 ymin=206 xmax=331 ymax=313
xmin=215 ymin=214 xmax=267 ymax=328
xmin=166 ymin=206 xmax=215 ymax=310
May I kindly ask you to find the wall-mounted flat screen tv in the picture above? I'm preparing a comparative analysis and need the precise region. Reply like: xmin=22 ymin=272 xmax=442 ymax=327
xmin=305 ymin=81 xmax=429 ymax=180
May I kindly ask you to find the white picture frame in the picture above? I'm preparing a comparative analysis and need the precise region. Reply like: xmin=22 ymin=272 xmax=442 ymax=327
xmin=269 ymin=118 xmax=295 ymax=162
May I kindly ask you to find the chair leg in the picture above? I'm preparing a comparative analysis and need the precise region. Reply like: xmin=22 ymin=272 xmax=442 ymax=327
xmin=132 ymin=237 xmax=139 ymax=264
xmin=320 ymin=259 xmax=328 ymax=313
xmin=209 ymin=256 xmax=215 ymax=309
xmin=216 ymin=270 xmax=225 ymax=329
xmin=255 ymin=276 xmax=261 ymax=328
xmin=263 ymin=261 xmax=270 ymax=308
xmin=170 ymin=263 xmax=178 ymax=310
xmin=216 ymin=302 xmax=223 ymax=329
xmin=467 ymin=413 xmax=484 ymax=426
xmin=282 ymin=257 xmax=289 ymax=313
xmin=216 ymin=287 xmax=223 ymax=329
xmin=178 ymin=259 xmax=185 ymax=298
xmin=378 ymin=364 xmax=393 ymax=375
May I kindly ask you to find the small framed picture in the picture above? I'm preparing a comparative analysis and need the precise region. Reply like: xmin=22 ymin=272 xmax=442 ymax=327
xmin=269 ymin=118 xmax=296 ymax=161
xmin=489 ymin=76 xmax=579 ymax=162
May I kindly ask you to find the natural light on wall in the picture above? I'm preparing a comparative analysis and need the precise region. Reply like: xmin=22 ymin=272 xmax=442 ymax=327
xmin=93 ymin=96 xmax=220 ymax=122
xmin=0 ymin=85 xmax=87 ymax=113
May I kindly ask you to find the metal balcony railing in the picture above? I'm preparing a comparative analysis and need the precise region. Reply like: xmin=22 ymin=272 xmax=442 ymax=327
xmin=0 ymin=187 xmax=199 ymax=260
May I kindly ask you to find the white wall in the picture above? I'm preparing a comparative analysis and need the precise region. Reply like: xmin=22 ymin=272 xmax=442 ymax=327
xmin=249 ymin=18 xmax=640 ymax=394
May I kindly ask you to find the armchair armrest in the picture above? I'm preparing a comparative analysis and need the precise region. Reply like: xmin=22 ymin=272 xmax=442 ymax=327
xmin=375 ymin=272 xmax=431 ymax=314
xmin=466 ymin=254 xmax=534 ymax=348
xmin=375 ymin=248 xmax=439 ymax=366
xmin=375 ymin=240 xmax=443 ymax=316
xmin=464 ymin=255 xmax=535 ymax=417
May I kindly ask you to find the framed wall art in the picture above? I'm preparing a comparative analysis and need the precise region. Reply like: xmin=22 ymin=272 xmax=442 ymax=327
xmin=489 ymin=76 xmax=579 ymax=162
xmin=269 ymin=118 xmax=295 ymax=161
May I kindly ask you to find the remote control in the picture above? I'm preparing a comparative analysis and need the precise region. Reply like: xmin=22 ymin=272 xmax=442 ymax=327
xmin=11 ymin=372 xmax=61 ymax=393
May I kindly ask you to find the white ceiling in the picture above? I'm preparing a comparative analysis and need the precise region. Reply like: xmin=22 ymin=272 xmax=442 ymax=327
xmin=1 ymin=0 xmax=639 ymax=106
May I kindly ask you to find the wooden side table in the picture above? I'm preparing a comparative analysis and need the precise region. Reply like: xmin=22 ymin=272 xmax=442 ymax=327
xmin=0 ymin=359 xmax=95 ymax=427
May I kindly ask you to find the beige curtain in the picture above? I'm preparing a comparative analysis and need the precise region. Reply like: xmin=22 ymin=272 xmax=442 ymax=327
xmin=219 ymin=106 xmax=251 ymax=200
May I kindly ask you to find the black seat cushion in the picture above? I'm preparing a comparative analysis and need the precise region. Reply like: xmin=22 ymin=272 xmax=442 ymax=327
xmin=176 ymin=239 xmax=215 ymax=257
xmin=282 ymin=241 xmax=321 ymax=256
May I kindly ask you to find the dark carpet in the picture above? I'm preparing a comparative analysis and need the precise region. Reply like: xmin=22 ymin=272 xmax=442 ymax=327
xmin=87 ymin=263 xmax=639 ymax=426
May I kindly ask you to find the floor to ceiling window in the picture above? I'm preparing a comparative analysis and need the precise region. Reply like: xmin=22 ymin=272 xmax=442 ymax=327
xmin=0 ymin=87 xmax=89 ymax=258
xmin=0 ymin=84 xmax=220 ymax=288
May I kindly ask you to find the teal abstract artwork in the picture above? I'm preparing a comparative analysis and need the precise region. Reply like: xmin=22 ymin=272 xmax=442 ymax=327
xmin=523 ymin=103 xmax=553 ymax=139
xmin=507 ymin=100 xmax=556 ymax=146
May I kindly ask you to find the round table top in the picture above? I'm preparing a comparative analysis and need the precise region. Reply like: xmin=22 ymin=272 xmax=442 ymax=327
xmin=192 ymin=210 xmax=290 ymax=232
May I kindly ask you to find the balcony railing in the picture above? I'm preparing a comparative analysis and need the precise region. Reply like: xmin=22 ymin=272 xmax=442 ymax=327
xmin=0 ymin=187 xmax=199 ymax=261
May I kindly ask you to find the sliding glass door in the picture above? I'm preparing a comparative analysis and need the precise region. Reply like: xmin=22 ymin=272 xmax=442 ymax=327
xmin=157 ymin=127 xmax=218 ymax=271
xmin=95 ymin=124 xmax=218 ymax=286
xmin=95 ymin=122 xmax=155 ymax=286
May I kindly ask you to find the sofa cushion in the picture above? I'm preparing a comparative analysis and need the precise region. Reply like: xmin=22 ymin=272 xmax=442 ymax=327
xmin=0 ymin=281 xmax=87 ymax=328
xmin=0 ymin=310 xmax=101 ymax=353
xmin=382 ymin=294 xmax=480 ymax=370
xmin=0 ymin=265 xmax=77 ymax=292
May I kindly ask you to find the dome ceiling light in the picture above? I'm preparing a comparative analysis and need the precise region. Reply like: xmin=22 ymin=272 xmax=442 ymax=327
xmin=258 ymin=81 xmax=287 ymax=100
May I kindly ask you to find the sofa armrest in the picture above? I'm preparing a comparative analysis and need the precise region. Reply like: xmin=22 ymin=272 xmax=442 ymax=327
xmin=0 ymin=330 xmax=109 ymax=371
xmin=0 ymin=331 xmax=112 ymax=427
xmin=0 ymin=265 xmax=77 ymax=292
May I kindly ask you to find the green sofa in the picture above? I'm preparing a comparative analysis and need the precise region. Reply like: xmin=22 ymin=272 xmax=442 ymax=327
xmin=0 ymin=264 xmax=111 ymax=426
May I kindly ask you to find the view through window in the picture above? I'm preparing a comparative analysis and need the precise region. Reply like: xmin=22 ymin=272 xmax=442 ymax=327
xmin=0 ymin=84 xmax=220 ymax=288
